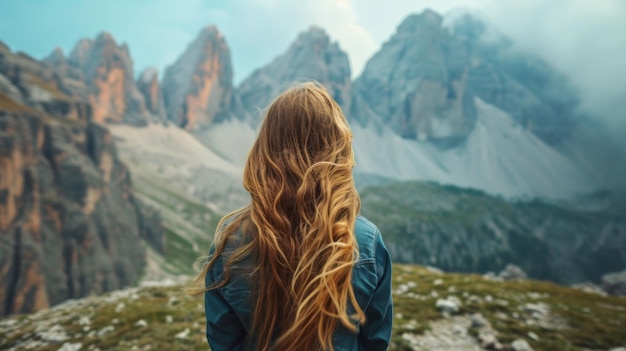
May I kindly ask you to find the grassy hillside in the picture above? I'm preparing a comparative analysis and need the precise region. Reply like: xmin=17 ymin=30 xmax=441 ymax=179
xmin=130 ymin=168 xmax=221 ymax=276
xmin=0 ymin=264 xmax=624 ymax=351
xmin=128 ymin=175 xmax=625 ymax=288
xmin=359 ymin=181 xmax=626 ymax=284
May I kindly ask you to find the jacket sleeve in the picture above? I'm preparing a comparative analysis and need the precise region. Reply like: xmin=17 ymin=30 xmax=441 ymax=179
xmin=204 ymin=248 xmax=247 ymax=351
xmin=359 ymin=231 xmax=393 ymax=350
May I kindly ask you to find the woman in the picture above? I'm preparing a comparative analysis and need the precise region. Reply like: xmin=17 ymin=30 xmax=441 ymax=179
xmin=189 ymin=82 xmax=393 ymax=351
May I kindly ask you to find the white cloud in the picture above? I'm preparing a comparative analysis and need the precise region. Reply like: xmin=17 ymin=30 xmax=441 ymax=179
xmin=479 ymin=0 xmax=626 ymax=122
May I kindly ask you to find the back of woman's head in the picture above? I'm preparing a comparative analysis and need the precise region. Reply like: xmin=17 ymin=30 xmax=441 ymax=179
xmin=245 ymin=82 xmax=355 ymax=227
xmin=241 ymin=82 xmax=364 ymax=350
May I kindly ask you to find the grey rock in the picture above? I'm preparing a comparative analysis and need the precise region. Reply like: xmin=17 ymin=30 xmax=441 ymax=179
xmin=570 ymin=281 xmax=608 ymax=296
xmin=470 ymin=313 xmax=488 ymax=328
xmin=0 ymin=46 xmax=163 ymax=316
xmin=162 ymin=26 xmax=236 ymax=130
xmin=136 ymin=67 xmax=168 ymax=122
xmin=511 ymin=338 xmax=534 ymax=351
xmin=65 ymin=32 xmax=153 ymax=124
xmin=498 ymin=264 xmax=528 ymax=281
xmin=452 ymin=325 xmax=465 ymax=335
xmin=426 ymin=265 xmax=445 ymax=274
xmin=478 ymin=332 xmax=501 ymax=349
xmin=523 ymin=303 xmax=549 ymax=316
xmin=352 ymin=10 xmax=475 ymax=142
xmin=58 ymin=342 xmax=83 ymax=351
xmin=436 ymin=297 xmax=461 ymax=315
xmin=0 ymin=72 xmax=23 ymax=103
xmin=602 ymin=270 xmax=626 ymax=296
xmin=237 ymin=26 xmax=352 ymax=122
xmin=352 ymin=10 xmax=581 ymax=144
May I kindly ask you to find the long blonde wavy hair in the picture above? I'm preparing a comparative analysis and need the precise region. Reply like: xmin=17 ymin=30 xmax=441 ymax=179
xmin=188 ymin=82 xmax=365 ymax=350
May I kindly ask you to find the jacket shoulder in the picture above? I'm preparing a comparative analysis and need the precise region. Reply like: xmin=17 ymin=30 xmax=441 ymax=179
xmin=355 ymin=215 xmax=382 ymax=262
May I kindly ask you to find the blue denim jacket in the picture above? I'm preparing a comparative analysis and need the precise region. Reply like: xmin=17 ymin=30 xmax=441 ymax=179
xmin=204 ymin=215 xmax=393 ymax=350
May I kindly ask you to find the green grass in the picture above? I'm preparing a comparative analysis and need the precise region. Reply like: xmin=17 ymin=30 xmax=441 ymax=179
xmin=359 ymin=180 xmax=626 ymax=283
xmin=1 ymin=264 xmax=624 ymax=351
xmin=131 ymin=171 xmax=222 ymax=275
xmin=389 ymin=265 xmax=626 ymax=350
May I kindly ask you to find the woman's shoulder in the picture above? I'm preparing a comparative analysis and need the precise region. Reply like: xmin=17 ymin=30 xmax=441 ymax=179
xmin=354 ymin=215 xmax=383 ymax=261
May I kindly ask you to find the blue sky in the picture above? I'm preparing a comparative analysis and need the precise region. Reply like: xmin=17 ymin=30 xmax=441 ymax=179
xmin=0 ymin=0 xmax=625 ymax=134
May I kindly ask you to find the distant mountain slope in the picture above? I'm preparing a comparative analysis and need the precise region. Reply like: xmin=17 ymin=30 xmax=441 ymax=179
xmin=359 ymin=181 xmax=626 ymax=284
xmin=208 ymin=10 xmax=600 ymax=199
xmin=352 ymin=10 xmax=579 ymax=145
xmin=108 ymin=123 xmax=248 ymax=276
xmin=36 ymin=9 xmax=612 ymax=200
xmin=352 ymin=98 xmax=598 ymax=198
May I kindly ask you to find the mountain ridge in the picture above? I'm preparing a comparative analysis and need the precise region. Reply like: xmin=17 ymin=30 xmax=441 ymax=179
xmin=33 ymin=10 xmax=613 ymax=201
xmin=0 ymin=43 xmax=164 ymax=316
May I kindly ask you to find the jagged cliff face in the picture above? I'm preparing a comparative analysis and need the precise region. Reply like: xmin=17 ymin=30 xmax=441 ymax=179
xmin=162 ymin=26 xmax=236 ymax=130
xmin=450 ymin=14 xmax=579 ymax=144
xmin=45 ymin=33 xmax=155 ymax=125
xmin=237 ymin=27 xmax=352 ymax=118
xmin=137 ymin=67 xmax=167 ymax=121
xmin=0 ymin=43 xmax=163 ymax=316
xmin=353 ymin=10 xmax=476 ymax=142
xmin=353 ymin=10 xmax=578 ymax=144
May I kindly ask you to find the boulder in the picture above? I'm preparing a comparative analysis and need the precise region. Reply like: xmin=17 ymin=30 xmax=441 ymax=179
xmin=498 ymin=264 xmax=528 ymax=281
xmin=602 ymin=270 xmax=626 ymax=296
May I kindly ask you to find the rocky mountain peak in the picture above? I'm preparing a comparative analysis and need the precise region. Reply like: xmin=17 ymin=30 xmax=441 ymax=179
xmin=446 ymin=12 xmax=489 ymax=41
xmin=199 ymin=25 xmax=221 ymax=39
xmin=237 ymin=26 xmax=352 ymax=119
xmin=0 ymin=46 xmax=163 ymax=316
xmin=297 ymin=25 xmax=330 ymax=42
xmin=161 ymin=25 xmax=235 ymax=130
xmin=137 ymin=67 xmax=167 ymax=120
xmin=397 ymin=9 xmax=443 ymax=34
xmin=0 ymin=40 xmax=10 ymax=54
xmin=139 ymin=67 xmax=158 ymax=83
xmin=68 ymin=38 xmax=93 ymax=68
xmin=95 ymin=31 xmax=115 ymax=43
xmin=63 ymin=32 xmax=153 ymax=124
xmin=43 ymin=47 xmax=66 ymax=66
xmin=352 ymin=9 xmax=578 ymax=144
xmin=352 ymin=9 xmax=474 ymax=142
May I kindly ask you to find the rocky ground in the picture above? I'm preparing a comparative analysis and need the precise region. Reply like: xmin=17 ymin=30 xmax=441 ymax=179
xmin=0 ymin=264 xmax=625 ymax=351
